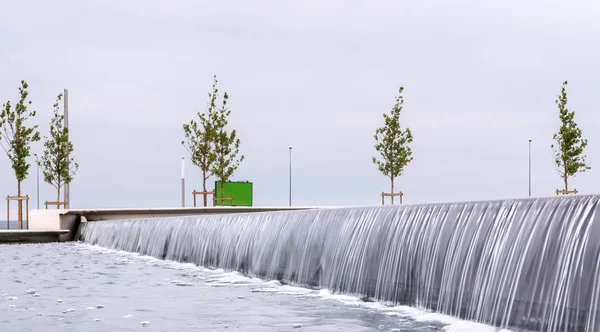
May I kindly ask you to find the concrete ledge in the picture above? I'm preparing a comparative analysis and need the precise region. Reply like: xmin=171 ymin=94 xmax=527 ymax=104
xmin=60 ymin=206 xmax=330 ymax=221
xmin=28 ymin=206 xmax=338 ymax=241
xmin=0 ymin=230 xmax=70 ymax=244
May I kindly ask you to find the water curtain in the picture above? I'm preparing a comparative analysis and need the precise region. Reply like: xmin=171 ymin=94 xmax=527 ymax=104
xmin=79 ymin=195 xmax=600 ymax=331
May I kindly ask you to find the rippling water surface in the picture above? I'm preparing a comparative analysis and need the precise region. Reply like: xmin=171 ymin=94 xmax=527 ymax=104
xmin=0 ymin=242 xmax=506 ymax=331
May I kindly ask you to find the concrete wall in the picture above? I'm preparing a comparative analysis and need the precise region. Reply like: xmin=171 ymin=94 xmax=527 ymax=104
xmin=28 ymin=206 xmax=330 ymax=241
xmin=29 ymin=209 xmax=65 ymax=230
xmin=0 ymin=230 xmax=70 ymax=244
xmin=28 ymin=209 xmax=79 ymax=242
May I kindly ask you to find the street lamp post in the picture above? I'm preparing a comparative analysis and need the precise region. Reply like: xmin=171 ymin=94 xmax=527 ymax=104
xmin=64 ymin=88 xmax=69 ymax=208
xmin=528 ymin=139 xmax=532 ymax=197
xmin=34 ymin=153 xmax=39 ymax=209
xmin=289 ymin=147 xmax=292 ymax=207
xmin=181 ymin=157 xmax=185 ymax=207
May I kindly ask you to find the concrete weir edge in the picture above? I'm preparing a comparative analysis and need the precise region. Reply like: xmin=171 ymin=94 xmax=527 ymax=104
xmin=25 ymin=206 xmax=332 ymax=242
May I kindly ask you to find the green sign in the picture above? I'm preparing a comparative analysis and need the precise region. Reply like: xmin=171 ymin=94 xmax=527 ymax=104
xmin=214 ymin=181 xmax=253 ymax=206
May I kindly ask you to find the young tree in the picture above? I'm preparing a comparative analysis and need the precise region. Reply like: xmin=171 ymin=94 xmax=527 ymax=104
xmin=39 ymin=93 xmax=78 ymax=207
xmin=372 ymin=87 xmax=413 ymax=204
xmin=181 ymin=75 xmax=220 ymax=206
xmin=210 ymin=89 xmax=244 ymax=205
xmin=551 ymin=80 xmax=590 ymax=192
xmin=0 ymin=80 xmax=40 ymax=226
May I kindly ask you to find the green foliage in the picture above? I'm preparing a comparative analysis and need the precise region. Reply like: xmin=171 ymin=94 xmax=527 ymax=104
xmin=39 ymin=93 xmax=78 ymax=201
xmin=181 ymin=76 xmax=220 ymax=205
xmin=210 ymin=87 xmax=244 ymax=198
xmin=551 ymin=80 xmax=590 ymax=190
xmin=0 ymin=80 xmax=41 ymax=192
xmin=372 ymin=87 xmax=413 ymax=193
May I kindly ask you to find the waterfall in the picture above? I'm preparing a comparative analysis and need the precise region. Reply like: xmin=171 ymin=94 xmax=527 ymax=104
xmin=78 ymin=195 xmax=600 ymax=331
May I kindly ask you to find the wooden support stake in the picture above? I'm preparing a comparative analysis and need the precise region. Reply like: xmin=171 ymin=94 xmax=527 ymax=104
xmin=192 ymin=190 xmax=215 ymax=207
xmin=381 ymin=192 xmax=403 ymax=205
xmin=6 ymin=195 xmax=30 ymax=230
xmin=556 ymin=189 xmax=578 ymax=195
xmin=213 ymin=196 xmax=234 ymax=207
xmin=44 ymin=201 xmax=68 ymax=209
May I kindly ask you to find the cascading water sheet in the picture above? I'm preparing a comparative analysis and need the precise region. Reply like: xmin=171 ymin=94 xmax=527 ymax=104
xmin=78 ymin=195 xmax=600 ymax=332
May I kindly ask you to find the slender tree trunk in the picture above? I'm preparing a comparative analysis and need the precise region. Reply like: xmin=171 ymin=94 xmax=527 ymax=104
xmin=17 ymin=180 xmax=22 ymax=229
xmin=391 ymin=176 xmax=395 ymax=205
xmin=202 ymin=156 xmax=208 ymax=207
xmin=58 ymin=173 xmax=62 ymax=208
xmin=57 ymin=185 xmax=61 ymax=209
xmin=563 ymin=163 xmax=568 ymax=192
xmin=220 ymin=180 xmax=225 ymax=206
xmin=202 ymin=173 xmax=208 ymax=208
xmin=202 ymin=177 xmax=207 ymax=207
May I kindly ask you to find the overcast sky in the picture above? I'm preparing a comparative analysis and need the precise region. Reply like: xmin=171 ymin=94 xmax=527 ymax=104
xmin=1 ymin=0 xmax=599 ymax=216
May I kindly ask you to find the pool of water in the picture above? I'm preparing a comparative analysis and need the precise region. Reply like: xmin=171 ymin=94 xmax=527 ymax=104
xmin=0 ymin=242 xmax=507 ymax=331
xmin=0 ymin=221 xmax=28 ymax=230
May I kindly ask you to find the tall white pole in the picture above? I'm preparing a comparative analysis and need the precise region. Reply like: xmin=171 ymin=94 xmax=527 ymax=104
xmin=289 ymin=147 xmax=292 ymax=207
xmin=34 ymin=153 xmax=39 ymax=209
xmin=181 ymin=157 xmax=185 ymax=207
xmin=64 ymin=88 xmax=69 ymax=208
xmin=528 ymin=139 xmax=532 ymax=197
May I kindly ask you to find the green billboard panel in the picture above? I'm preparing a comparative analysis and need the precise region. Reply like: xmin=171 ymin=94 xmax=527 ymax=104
xmin=214 ymin=181 xmax=253 ymax=206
